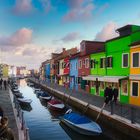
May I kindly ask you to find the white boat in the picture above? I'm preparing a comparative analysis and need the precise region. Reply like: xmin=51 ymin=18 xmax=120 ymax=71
xmin=61 ymin=112 xmax=102 ymax=136
xmin=48 ymin=99 xmax=65 ymax=111
xmin=18 ymin=98 xmax=32 ymax=105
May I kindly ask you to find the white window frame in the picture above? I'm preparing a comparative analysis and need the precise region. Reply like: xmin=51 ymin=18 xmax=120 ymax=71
xmin=85 ymin=58 xmax=89 ymax=68
xmin=100 ymin=57 xmax=105 ymax=69
xmin=122 ymin=53 xmax=129 ymax=68
xmin=131 ymin=81 xmax=139 ymax=97
xmin=90 ymin=59 xmax=95 ymax=69
xmin=107 ymin=55 xmax=113 ymax=69
xmin=131 ymin=52 xmax=140 ymax=68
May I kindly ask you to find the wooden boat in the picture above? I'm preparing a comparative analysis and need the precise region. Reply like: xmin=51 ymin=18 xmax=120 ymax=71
xmin=48 ymin=99 xmax=65 ymax=111
xmin=18 ymin=98 xmax=32 ymax=105
xmin=60 ymin=112 xmax=102 ymax=136
xmin=39 ymin=92 xmax=51 ymax=101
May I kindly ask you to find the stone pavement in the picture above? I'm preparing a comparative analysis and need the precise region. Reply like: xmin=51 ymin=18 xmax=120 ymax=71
xmin=0 ymin=88 xmax=19 ymax=140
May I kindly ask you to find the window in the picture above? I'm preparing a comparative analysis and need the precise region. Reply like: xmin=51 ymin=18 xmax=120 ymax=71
xmin=121 ymin=80 xmax=128 ymax=95
xmin=90 ymin=59 xmax=96 ymax=68
xmin=131 ymin=82 xmax=139 ymax=97
xmin=100 ymin=58 xmax=106 ymax=68
xmin=132 ymin=52 xmax=139 ymax=67
xmin=106 ymin=57 xmax=113 ymax=68
xmin=122 ymin=53 xmax=129 ymax=67
xmin=79 ymin=60 xmax=82 ymax=68
xmin=85 ymin=58 xmax=89 ymax=68
xmin=83 ymin=59 xmax=85 ymax=65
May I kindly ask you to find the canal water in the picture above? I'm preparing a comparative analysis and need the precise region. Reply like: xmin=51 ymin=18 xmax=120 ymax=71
xmin=18 ymin=79 xmax=110 ymax=140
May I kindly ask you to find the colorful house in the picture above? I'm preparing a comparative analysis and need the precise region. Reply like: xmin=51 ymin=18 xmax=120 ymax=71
xmin=45 ymin=60 xmax=51 ymax=82
xmin=69 ymin=53 xmax=79 ymax=91
xmin=79 ymin=40 xmax=104 ymax=93
xmin=0 ymin=64 xmax=9 ymax=78
xmin=129 ymin=41 xmax=140 ymax=106
xmin=105 ymin=25 xmax=140 ymax=104
xmin=57 ymin=48 xmax=77 ymax=86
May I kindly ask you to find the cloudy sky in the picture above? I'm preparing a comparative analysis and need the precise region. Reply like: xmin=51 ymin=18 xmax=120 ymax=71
xmin=0 ymin=0 xmax=140 ymax=69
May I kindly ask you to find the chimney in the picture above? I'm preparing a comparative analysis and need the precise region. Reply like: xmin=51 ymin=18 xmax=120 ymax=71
xmin=62 ymin=48 xmax=66 ymax=52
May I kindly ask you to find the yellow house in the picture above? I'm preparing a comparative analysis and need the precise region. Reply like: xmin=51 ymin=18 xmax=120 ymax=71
xmin=0 ymin=64 xmax=9 ymax=78
xmin=130 ymin=41 xmax=140 ymax=106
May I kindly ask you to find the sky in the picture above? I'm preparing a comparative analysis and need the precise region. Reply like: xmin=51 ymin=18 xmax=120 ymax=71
xmin=0 ymin=0 xmax=140 ymax=69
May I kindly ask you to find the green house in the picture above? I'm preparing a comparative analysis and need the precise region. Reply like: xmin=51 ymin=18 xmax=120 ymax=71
xmin=105 ymin=25 xmax=140 ymax=104
xmin=90 ymin=52 xmax=106 ymax=97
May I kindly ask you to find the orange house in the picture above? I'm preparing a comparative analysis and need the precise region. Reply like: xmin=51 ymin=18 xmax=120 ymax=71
xmin=129 ymin=41 xmax=140 ymax=106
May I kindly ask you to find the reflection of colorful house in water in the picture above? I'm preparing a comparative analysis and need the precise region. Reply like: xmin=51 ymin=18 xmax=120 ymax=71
xmin=69 ymin=53 xmax=79 ymax=91
xmin=129 ymin=41 xmax=140 ymax=106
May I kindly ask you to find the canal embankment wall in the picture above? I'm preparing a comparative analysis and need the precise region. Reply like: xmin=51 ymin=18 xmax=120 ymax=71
xmin=29 ymin=79 xmax=140 ymax=140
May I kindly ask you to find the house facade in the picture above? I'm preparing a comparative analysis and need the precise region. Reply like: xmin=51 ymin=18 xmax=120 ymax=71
xmin=70 ymin=53 xmax=79 ymax=91
xmin=129 ymin=41 xmax=140 ymax=106
xmin=105 ymin=25 xmax=140 ymax=104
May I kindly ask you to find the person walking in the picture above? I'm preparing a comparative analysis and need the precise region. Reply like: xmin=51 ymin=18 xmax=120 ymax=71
xmin=0 ymin=78 xmax=3 ymax=90
xmin=0 ymin=116 xmax=14 ymax=140
xmin=3 ymin=80 xmax=7 ymax=90
xmin=104 ymin=85 xmax=113 ymax=105
xmin=112 ymin=84 xmax=119 ymax=104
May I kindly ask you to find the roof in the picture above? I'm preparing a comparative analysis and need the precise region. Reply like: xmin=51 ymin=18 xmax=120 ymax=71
xmin=70 ymin=52 xmax=80 ymax=59
xmin=82 ymin=75 xmax=128 ymax=83
xmin=129 ymin=40 xmax=140 ymax=46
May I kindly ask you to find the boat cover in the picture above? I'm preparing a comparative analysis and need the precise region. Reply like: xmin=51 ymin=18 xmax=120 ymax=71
xmin=63 ymin=113 xmax=91 ymax=124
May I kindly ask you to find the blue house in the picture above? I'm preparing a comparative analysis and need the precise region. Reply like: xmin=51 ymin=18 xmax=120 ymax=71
xmin=45 ymin=63 xmax=50 ymax=82
xmin=69 ymin=53 xmax=79 ymax=90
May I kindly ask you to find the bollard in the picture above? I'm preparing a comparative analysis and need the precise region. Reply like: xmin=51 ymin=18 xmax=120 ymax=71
xmin=131 ymin=107 xmax=135 ymax=124
xmin=25 ymin=128 xmax=29 ymax=140
xmin=110 ymin=100 xmax=114 ymax=115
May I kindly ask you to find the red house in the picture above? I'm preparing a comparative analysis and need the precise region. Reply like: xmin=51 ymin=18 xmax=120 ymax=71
xmin=78 ymin=40 xmax=105 ymax=92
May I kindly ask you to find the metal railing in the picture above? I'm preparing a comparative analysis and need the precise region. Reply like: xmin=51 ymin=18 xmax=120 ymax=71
xmin=13 ymin=95 xmax=30 ymax=140
xmin=29 ymin=77 xmax=140 ymax=125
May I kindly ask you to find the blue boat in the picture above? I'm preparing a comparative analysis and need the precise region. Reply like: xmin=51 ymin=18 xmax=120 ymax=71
xmin=61 ymin=112 xmax=102 ymax=136
xmin=39 ymin=92 xmax=52 ymax=101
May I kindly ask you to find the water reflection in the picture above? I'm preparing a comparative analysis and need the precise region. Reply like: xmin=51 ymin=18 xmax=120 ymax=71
xmin=20 ymin=104 xmax=33 ymax=112
xmin=60 ymin=122 xmax=110 ymax=140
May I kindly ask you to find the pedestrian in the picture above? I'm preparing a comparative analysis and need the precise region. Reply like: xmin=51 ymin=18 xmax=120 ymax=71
xmin=104 ymin=84 xmax=113 ymax=105
xmin=0 ymin=116 xmax=14 ymax=140
xmin=0 ymin=79 xmax=3 ymax=90
xmin=3 ymin=80 xmax=7 ymax=90
xmin=112 ymin=84 xmax=119 ymax=104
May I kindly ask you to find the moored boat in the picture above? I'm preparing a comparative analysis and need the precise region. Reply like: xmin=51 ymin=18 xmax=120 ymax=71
xmin=18 ymin=98 xmax=32 ymax=105
xmin=48 ymin=99 xmax=65 ymax=111
xmin=39 ymin=92 xmax=52 ymax=101
xmin=60 ymin=112 xmax=102 ymax=136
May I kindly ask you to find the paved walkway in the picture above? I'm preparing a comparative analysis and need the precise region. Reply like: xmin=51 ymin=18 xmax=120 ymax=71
xmin=33 ymin=79 xmax=140 ymax=125
xmin=0 ymin=88 xmax=19 ymax=140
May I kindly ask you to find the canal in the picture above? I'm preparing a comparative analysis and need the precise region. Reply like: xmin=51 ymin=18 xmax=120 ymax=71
xmin=18 ymin=79 xmax=110 ymax=140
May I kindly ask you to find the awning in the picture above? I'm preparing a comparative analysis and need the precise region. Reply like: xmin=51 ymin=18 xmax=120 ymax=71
xmin=82 ymin=75 xmax=103 ymax=81
xmin=129 ymin=75 xmax=140 ymax=80
xmin=82 ymin=75 xmax=128 ymax=83
xmin=98 ymin=76 xmax=128 ymax=83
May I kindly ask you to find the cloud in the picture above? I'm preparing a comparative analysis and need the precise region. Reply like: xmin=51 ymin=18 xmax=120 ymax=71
xmin=12 ymin=0 xmax=33 ymax=15
xmin=61 ymin=32 xmax=81 ymax=42
xmin=0 ymin=28 xmax=32 ymax=51
xmin=94 ymin=22 xmax=119 ymax=41
xmin=62 ymin=0 xmax=95 ymax=23
xmin=0 ymin=28 xmax=56 ymax=69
